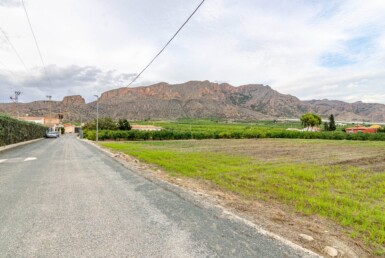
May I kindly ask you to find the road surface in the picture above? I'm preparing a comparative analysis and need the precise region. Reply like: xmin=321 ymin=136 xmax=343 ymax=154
xmin=0 ymin=135 xmax=318 ymax=257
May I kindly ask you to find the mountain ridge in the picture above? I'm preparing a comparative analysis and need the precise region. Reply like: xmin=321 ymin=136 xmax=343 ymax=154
xmin=1 ymin=80 xmax=384 ymax=122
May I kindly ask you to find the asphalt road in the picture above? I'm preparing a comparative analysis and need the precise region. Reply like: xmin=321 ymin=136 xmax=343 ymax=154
xmin=0 ymin=135 xmax=318 ymax=258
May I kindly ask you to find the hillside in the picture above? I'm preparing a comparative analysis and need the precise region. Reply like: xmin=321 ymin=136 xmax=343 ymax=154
xmin=1 ymin=80 xmax=384 ymax=122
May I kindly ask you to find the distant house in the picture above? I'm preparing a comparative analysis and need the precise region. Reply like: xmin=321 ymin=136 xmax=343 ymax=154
xmin=370 ymin=124 xmax=382 ymax=130
xmin=345 ymin=125 xmax=377 ymax=134
xmin=44 ymin=117 xmax=60 ymax=127
xmin=286 ymin=128 xmax=300 ymax=131
xmin=131 ymin=125 xmax=162 ymax=131
xmin=18 ymin=116 xmax=45 ymax=125
xmin=64 ymin=124 xmax=75 ymax=133
xmin=300 ymin=127 xmax=321 ymax=132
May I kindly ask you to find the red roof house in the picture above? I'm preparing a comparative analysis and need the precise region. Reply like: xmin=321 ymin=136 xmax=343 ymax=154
xmin=345 ymin=125 xmax=377 ymax=134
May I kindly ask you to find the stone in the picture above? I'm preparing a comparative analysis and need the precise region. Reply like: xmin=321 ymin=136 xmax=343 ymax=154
xmin=323 ymin=246 xmax=338 ymax=257
xmin=299 ymin=233 xmax=314 ymax=242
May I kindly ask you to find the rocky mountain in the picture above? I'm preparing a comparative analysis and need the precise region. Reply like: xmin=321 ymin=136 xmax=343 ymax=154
xmin=0 ymin=81 xmax=384 ymax=122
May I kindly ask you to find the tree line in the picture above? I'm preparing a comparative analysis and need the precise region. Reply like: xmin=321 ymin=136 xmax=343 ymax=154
xmin=83 ymin=118 xmax=132 ymax=131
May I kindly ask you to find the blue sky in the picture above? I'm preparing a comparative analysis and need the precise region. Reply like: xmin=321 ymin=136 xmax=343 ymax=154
xmin=0 ymin=0 xmax=384 ymax=103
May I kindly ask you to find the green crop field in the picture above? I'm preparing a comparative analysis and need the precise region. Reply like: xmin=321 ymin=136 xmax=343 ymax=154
xmin=136 ymin=118 xmax=305 ymax=132
xmin=84 ymin=118 xmax=385 ymax=142
xmin=101 ymin=138 xmax=385 ymax=255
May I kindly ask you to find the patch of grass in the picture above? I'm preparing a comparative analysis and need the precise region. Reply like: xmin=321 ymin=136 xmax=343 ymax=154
xmin=102 ymin=139 xmax=385 ymax=253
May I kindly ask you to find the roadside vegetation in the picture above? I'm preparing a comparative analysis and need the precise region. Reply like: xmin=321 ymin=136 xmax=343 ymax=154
xmin=83 ymin=118 xmax=385 ymax=142
xmin=101 ymin=139 xmax=385 ymax=255
xmin=0 ymin=114 xmax=47 ymax=146
xmin=83 ymin=117 xmax=131 ymax=131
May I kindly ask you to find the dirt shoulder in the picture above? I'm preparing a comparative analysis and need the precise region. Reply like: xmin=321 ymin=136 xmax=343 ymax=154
xmin=101 ymin=145 xmax=372 ymax=258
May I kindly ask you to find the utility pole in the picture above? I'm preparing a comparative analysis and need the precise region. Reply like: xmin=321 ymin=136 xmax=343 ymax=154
xmin=94 ymin=95 xmax=99 ymax=142
xmin=80 ymin=114 xmax=83 ymax=139
xmin=10 ymin=91 xmax=21 ymax=118
xmin=46 ymin=95 xmax=52 ymax=130
xmin=46 ymin=95 xmax=52 ymax=118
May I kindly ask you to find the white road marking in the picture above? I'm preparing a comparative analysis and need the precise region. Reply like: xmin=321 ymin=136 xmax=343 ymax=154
xmin=24 ymin=157 xmax=37 ymax=162
xmin=0 ymin=157 xmax=37 ymax=163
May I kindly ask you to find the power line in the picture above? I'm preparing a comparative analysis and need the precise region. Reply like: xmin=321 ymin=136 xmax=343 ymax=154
xmin=21 ymin=0 xmax=52 ymax=86
xmin=127 ymin=0 xmax=205 ymax=87
xmin=0 ymin=27 xmax=30 ymax=72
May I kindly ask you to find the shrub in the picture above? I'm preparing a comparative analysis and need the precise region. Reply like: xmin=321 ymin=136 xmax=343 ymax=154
xmin=82 ymin=126 xmax=385 ymax=142
xmin=0 ymin=115 xmax=47 ymax=146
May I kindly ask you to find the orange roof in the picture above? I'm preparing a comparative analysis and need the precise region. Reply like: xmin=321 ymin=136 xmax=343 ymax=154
xmin=346 ymin=126 xmax=369 ymax=130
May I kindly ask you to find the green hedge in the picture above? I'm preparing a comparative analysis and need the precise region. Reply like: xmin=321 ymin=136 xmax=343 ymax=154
xmin=0 ymin=115 xmax=47 ymax=146
xmin=83 ymin=128 xmax=385 ymax=142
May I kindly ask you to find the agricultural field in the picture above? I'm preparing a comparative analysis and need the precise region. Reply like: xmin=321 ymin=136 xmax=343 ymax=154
xmin=84 ymin=118 xmax=385 ymax=142
xmin=101 ymin=138 xmax=385 ymax=256
xmin=136 ymin=118 xmax=306 ymax=132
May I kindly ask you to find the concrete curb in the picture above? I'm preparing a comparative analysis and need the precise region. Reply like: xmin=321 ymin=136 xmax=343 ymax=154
xmin=79 ymin=138 xmax=321 ymax=258
xmin=0 ymin=138 xmax=44 ymax=153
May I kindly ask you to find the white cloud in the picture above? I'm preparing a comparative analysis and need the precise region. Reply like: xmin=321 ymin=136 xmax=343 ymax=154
xmin=0 ymin=0 xmax=385 ymax=104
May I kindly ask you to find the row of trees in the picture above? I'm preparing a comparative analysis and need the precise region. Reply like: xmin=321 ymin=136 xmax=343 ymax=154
xmin=83 ymin=128 xmax=385 ymax=141
xmin=300 ymin=113 xmax=336 ymax=131
xmin=83 ymin=118 xmax=132 ymax=131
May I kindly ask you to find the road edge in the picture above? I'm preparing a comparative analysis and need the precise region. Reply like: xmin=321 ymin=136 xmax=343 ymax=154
xmin=0 ymin=138 xmax=44 ymax=153
xmin=80 ymin=138 xmax=322 ymax=258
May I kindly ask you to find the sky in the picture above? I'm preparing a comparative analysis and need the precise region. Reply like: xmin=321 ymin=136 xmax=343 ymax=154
xmin=0 ymin=0 xmax=384 ymax=103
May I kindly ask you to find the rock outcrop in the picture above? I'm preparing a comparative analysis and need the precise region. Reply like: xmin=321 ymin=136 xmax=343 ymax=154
xmin=62 ymin=95 xmax=86 ymax=106
xmin=1 ymin=80 xmax=385 ymax=122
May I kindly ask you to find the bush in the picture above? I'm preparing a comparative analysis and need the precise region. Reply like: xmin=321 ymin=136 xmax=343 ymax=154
xmin=0 ymin=115 xmax=47 ymax=146
xmin=82 ymin=126 xmax=385 ymax=142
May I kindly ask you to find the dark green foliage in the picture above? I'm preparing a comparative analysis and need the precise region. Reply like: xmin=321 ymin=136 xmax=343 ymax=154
xmin=83 ymin=117 xmax=133 ymax=131
xmin=328 ymin=114 xmax=336 ymax=131
xmin=83 ymin=117 xmax=118 ymax=130
xmin=83 ymin=127 xmax=385 ymax=142
xmin=300 ymin=113 xmax=322 ymax=127
xmin=0 ymin=115 xmax=47 ymax=146
xmin=323 ymin=114 xmax=337 ymax=131
xmin=118 ymin=119 xmax=131 ymax=130
xmin=324 ymin=122 xmax=329 ymax=131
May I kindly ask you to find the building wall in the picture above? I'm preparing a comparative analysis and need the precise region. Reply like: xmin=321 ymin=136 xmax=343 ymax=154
xmin=44 ymin=117 xmax=60 ymax=127
xmin=18 ymin=117 xmax=45 ymax=125
xmin=64 ymin=125 xmax=75 ymax=133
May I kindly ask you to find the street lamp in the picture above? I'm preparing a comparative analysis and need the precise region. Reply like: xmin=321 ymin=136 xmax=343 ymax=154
xmin=94 ymin=95 xmax=99 ymax=142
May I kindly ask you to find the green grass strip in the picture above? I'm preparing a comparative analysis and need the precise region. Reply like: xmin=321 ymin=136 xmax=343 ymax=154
xmin=102 ymin=141 xmax=385 ymax=253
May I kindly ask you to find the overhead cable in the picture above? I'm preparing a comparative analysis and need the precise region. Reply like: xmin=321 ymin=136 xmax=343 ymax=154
xmin=127 ymin=0 xmax=205 ymax=86
xmin=21 ymin=0 xmax=52 ymax=85
xmin=0 ymin=27 xmax=30 ymax=72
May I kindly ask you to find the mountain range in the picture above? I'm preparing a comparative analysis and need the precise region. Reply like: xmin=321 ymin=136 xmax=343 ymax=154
xmin=1 ymin=80 xmax=384 ymax=122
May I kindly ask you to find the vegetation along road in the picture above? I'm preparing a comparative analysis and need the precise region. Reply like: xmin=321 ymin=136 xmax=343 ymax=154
xmin=0 ymin=135 xmax=318 ymax=257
